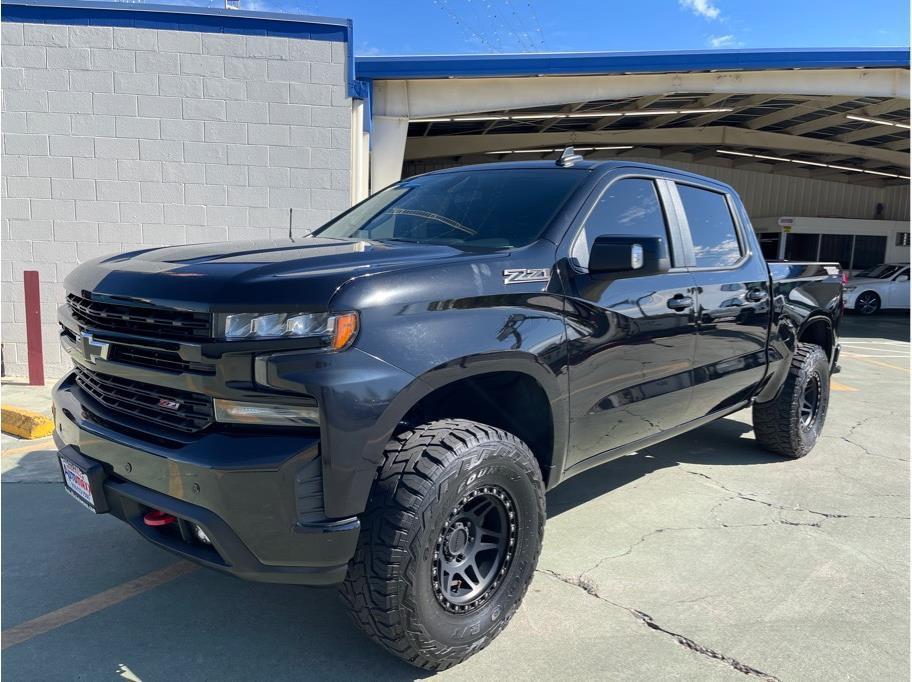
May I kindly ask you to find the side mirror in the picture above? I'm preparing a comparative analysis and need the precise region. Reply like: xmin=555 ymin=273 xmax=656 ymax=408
xmin=588 ymin=235 xmax=670 ymax=276
xmin=896 ymin=274 xmax=909 ymax=282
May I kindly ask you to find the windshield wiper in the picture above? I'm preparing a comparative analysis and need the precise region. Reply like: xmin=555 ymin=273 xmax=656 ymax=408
xmin=385 ymin=208 xmax=477 ymax=236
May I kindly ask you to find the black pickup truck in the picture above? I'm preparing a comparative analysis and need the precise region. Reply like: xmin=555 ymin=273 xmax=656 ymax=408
xmin=53 ymin=151 xmax=843 ymax=670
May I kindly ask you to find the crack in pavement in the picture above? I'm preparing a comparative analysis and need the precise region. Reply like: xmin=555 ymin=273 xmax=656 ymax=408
xmin=577 ymin=471 xmax=908 ymax=576
xmin=538 ymin=569 xmax=781 ymax=681
xmin=683 ymin=470 xmax=908 ymax=523
xmin=826 ymin=415 xmax=910 ymax=462
xmin=823 ymin=433 xmax=910 ymax=462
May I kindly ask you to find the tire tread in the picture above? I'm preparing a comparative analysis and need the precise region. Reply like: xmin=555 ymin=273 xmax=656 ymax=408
xmin=339 ymin=419 xmax=544 ymax=671
xmin=753 ymin=342 xmax=829 ymax=458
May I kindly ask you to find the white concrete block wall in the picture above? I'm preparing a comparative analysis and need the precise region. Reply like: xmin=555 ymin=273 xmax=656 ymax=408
xmin=1 ymin=21 xmax=353 ymax=378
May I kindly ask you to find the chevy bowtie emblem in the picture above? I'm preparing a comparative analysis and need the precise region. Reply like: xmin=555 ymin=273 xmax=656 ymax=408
xmin=81 ymin=332 xmax=111 ymax=364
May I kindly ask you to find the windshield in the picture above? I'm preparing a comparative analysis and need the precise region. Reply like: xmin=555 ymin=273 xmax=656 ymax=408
xmin=855 ymin=264 xmax=903 ymax=279
xmin=314 ymin=169 xmax=586 ymax=249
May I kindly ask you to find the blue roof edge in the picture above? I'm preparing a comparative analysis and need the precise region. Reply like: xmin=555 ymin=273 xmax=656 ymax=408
xmin=355 ymin=47 xmax=911 ymax=80
xmin=1 ymin=0 xmax=365 ymax=98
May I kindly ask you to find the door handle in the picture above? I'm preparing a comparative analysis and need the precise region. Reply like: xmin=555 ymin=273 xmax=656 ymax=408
xmin=746 ymin=289 xmax=768 ymax=303
xmin=667 ymin=295 xmax=694 ymax=311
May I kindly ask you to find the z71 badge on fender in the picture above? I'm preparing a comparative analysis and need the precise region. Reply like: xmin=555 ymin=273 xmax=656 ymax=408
xmin=503 ymin=268 xmax=551 ymax=285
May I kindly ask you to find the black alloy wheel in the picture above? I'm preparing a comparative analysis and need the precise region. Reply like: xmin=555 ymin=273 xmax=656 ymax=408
xmin=340 ymin=419 xmax=545 ymax=671
xmin=799 ymin=373 xmax=821 ymax=429
xmin=433 ymin=485 xmax=516 ymax=613
xmin=855 ymin=291 xmax=881 ymax=315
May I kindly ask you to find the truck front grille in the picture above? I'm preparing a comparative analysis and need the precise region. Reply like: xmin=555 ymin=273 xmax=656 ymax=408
xmin=67 ymin=293 xmax=211 ymax=341
xmin=61 ymin=325 xmax=215 ymax=376
xmin=73 ymin=366 xmax=214 ymax=434
xmin=109 ymin=345 xmax=216 ymax=376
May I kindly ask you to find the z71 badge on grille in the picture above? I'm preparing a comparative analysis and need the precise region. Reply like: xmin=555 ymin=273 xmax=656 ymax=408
xmin=503 ymin=268 xmax=551 ymax=285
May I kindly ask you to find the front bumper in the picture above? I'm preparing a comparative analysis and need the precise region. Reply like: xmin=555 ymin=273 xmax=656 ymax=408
xmin=52 ymin=374 xmax=360 ymax=585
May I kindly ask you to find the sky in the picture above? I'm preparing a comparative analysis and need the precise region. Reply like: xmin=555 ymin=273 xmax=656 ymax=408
xmin=169 ymin=0 xmax=910 ymax=55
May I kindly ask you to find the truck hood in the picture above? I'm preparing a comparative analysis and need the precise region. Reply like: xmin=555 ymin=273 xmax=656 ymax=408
xmin=64 ymin=237 xmax=485 ymax=312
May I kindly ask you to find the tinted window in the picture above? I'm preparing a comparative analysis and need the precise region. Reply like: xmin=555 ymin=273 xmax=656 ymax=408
xmin=315 ymin=169 xmax=585 ymax=250
xmin=758 ymin=232 xmax=781 ymax=260
xmin=785 ymin=233 xmax=820 ymax=261
xmin=678 ymin=185 xmax=742 ymax=268
xmin=852 ymin=235 xmax=887 ymax=270
xmin=574 ymin=178 xmax=670 ymax=264
xmin=856 ymin=263 xmax=902 ymax=279
xmin=819 ymin=234 xmax=853 ymax=269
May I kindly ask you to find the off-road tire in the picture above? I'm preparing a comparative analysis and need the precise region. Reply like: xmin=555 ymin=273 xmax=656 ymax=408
xmin=854 ymin=291 xmax=881 ymax=315
xmin=752 ymin=342 xmax=830 ymax=458
xmin=339 ymin=419 xmax=545 ymax=671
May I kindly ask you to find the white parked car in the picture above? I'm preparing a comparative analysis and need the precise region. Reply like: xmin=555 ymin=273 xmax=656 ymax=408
xmin=843 ymin=263 xmax=910 ymax=315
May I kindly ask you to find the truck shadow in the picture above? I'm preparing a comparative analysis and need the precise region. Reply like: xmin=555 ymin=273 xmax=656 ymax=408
xmin=546 ymin=417 xmax=778 ymax=518
xmin=2 ymin=417 xmax=778 ymax=681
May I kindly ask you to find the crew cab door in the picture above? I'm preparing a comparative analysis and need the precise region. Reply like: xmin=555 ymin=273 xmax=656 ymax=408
xmin=669 ymin=180 xmax=772 ymax=418
xmin=559 ymin=174 xmax=698 ymax=469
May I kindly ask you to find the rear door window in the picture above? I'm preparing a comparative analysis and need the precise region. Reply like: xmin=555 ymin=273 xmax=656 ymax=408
xmin=677 ymin=184 xmax=743 ymax=268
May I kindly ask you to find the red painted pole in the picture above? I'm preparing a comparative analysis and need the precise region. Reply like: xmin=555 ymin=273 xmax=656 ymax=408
xmin=23 ymin=270 xmax=44 ymax=386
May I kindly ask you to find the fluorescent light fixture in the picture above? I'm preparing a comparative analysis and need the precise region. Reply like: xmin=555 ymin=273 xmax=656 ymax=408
xmin=567 ymin=112 xmax=621 ymax=118
xmin=485 ymin=145 xmax=634 ymax=155
xmin=623 ymin=109 xmax=680 ymax=117
xmin=861 ymin=169 xmax=900 ymax=177
xmin=845 ymin=114 xmax=911 ymax=129
xmin=715 ymin=149 xmax=908 ymax=179
xmin=510 ymin=114 xmax=564 ymax=120
xmin=677 ymin=107 xmax=729 ymax=114
xmin=410 ymin=108 xmax=733 ymax=124
xmin=790 ymin=159 xmax=828 ymax=167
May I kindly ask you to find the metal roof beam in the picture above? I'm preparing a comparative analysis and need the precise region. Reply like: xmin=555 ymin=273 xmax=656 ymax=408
xmin=837 ymin=124 xmax=909 ymax=143
xmin=884 ymin=138 xmax=911 ymax=151
xmin=651 ymin=94 xmax=731 ymax=127
xmin=538 ymin=101 xmax=590 ymax=133
xmin=785 ymin=98 xmax=909 ymax=136
xmin=374 ymin=69 xmax=909 ymax=119
xmin=588 ymin=94 xmax=668 ymax=130
xmin=684 ymin=94 xmax=775 ymax=126
xmin=745 ymin=96 xmax=855 ymax=130
xmin=404 ymin=126 xmax=910 ymax=167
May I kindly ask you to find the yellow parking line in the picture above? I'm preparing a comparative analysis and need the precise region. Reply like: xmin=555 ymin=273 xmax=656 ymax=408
xmin=830 ymin=380 xmax=858 ymax=392
xmin=1 ymin=562 xmax=197 ymax=650
xmin=1 ymin=438 xmax=55 ymax=457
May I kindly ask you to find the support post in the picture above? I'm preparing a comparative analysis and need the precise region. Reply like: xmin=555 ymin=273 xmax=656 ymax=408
xmin=23 ymin=270 xmax=44 ymax=386
xmin=370 ymin=115 xmax=409 ymax=193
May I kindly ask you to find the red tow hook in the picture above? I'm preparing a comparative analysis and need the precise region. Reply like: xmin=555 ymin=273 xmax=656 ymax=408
xmin=143 ymin=510 xmax=176 ymax=527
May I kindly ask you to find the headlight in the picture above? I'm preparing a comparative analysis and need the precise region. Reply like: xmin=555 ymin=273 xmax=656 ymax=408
xmin=213 ymin=399 xmax=320 ymax=427
xmin=222 ymin=311 xmax=358 ymax=350
xmin=843 ymin=286 xmax=857 ymax=292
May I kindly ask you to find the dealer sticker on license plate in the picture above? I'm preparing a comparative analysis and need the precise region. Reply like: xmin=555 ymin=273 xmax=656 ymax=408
xmin=60 ymin=456 xmax=97 ymax=511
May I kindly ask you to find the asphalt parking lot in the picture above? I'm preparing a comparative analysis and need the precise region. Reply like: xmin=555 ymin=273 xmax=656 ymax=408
xmin=2 ymin=314 xmax=908 ymax=681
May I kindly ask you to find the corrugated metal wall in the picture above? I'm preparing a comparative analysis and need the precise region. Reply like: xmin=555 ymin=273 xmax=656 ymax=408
xmin=403 ymin=157 xmax=910 ymax=222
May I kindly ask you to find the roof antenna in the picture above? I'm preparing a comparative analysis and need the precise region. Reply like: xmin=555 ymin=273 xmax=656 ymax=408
xmin=288 ymin=208 xmax=293 ymax=240
xmin=556 ymin=146 xmax=583 ymax=167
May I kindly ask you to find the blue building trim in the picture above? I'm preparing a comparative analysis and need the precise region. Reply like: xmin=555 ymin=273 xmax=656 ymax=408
xmin=1 ymin=0 xmax=363 ymax=98
xmin=355 ymin=47 xmax=910 ymax=80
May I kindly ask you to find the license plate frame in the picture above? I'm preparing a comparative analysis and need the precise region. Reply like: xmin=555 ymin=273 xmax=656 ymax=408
xmin=57 ymin=447 xmax=109 ymax=514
